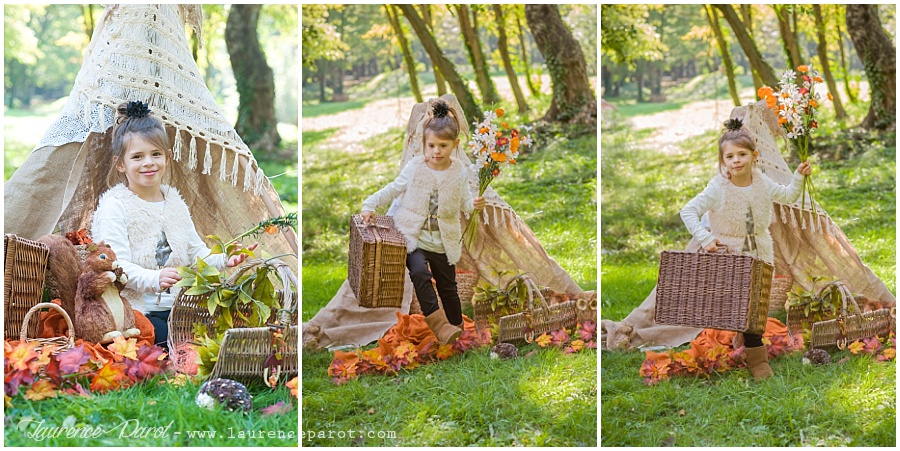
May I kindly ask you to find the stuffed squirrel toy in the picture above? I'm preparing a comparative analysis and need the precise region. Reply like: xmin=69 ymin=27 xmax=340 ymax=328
xmin=73 ymin=242 xmax=141 ymax=344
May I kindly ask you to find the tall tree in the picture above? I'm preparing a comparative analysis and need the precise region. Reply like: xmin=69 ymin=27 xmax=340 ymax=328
xmin=705 ymin=5 xmax=740 ymax=106
xmin=739 ymin=5 xmax=762 ymax=91
xmin=455 ymin=5 xmax=500 ymax=104
xmin=493 ymin=4 xmax=528 ymax=112
xmin=385 ymin=5 xmax=422 ymax=103
xmin=713 ymin=4 xmax=779 ymax=88
xmin=514 ymin=5 xmax=540 ymax=97
xmin=398 ymin=4 xmax=480 ymax=122
xmin=525 ymin=4 xmax=595 ymax=125
xmin=419 ymin=5 xmax=447 ymax=96
xmin=812 ymin=5 xmax=846 ymax=119
xmin=833 ymin=8 xmax=857 ymax=103
xmin=773 ymin=5 xmax=802 ymax=69
xmin=225 ymin=4 xmax=280 ymax=150
xmin=846 ymin=4 xmax=896 ymax=130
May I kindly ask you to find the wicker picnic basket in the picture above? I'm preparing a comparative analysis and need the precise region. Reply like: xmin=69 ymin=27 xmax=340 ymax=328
xmin=409 ymin=270 xmax=479 ymax=314
xmin=809 ymin=281 xmax=894 ymax=350
xmin=497 ymin=283 xmax=578 ymax=344
xmin=168 ymin=258 xmax=298 ymax=382
xmin=4 ymin=234 xmax=51 ymax=340
xmin=348 ymin=214 xmax=407 ymax=308
xmin=19 ymin=302 xmax=75 ymax=355
xmin=655 ymin=250 xmax=773 ymax=334
xmin=473 ymin=274 xmax=543 ymax=333
xmin=768 ymin=274 xmax=793 ymax=314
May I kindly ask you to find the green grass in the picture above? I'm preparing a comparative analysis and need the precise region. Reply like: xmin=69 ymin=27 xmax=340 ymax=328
xmin=301 ymin=83 xmax=596 ymax=446
xmin=600 ymin=100 xmax=896 ymax=446
xmin=4 ymin=376 xmax=297 ymax=446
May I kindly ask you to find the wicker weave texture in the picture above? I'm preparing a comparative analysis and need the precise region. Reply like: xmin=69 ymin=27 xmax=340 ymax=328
xmin=409 ymin=270 xmax=478 ymax=314
xmin=348 ymin=215 xmax=406 ymax=308
xmin=769 ymin=275 xmax=792 ymax=313
xmin=656 ymin=250 xmax=773 ymax=334
xmin=810 ymin=282 xmax=894 ymax=349
xmin=4 ymin=235 xmax=50 ymax=340
xmin=498 ymin=301 xmax=578 ymax=344
xmin=210 ymin=324 xmax=298 ymax=381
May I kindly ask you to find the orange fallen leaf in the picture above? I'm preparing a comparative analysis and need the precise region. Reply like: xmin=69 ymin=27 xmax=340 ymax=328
xmin=90 ymin=361 xmax=126 ymax=393
xmin=24 ymin=380 xmax=58 ymax=401
xmin=108 ymin=337 xmax=138 ymax=361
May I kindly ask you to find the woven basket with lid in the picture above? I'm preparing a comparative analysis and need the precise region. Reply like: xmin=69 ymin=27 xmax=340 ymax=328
xmin=348 ymin=214 xmax=406 ymax=308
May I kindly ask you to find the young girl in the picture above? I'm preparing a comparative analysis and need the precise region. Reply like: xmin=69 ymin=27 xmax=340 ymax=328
xmin=91 ymin=100 xmax=254 ymax=347
xmin=360 ymin=99 xmax=485 ymax=344
xmin=680 ymin=118 xmax=811 ymax=380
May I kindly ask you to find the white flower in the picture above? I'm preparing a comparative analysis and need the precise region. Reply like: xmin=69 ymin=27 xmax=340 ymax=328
xmin=781 ymin=70 xmax=796 ymax=83
xmin=521 ymin=136 xmax=533 ymax=147
xmin=483 ymin=110 xmax=497 ymax=122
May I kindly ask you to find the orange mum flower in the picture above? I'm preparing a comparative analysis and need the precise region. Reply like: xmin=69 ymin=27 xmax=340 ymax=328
xmin=494 ymin=108 xmax=504 ymax=118
xmin=813 ymin=76 xmax=823 ymax=83
xmin=479 ymin=127 xmax=490 ymax=134
xmin=827 ymin=92 xmax=834 ymax=101
xmin=510 ymin=137 xmax=520 ymax=153
xmin=757 ymin=86 xmax=774 ymax=99
xmin=778 ymin=117 xmax=788 ymax=125
xmin=264 ymin=225 xmax=279 ymax=235
xmin=797 ymin=65 xmax=809 ymax=72
xmin=765 ymin=95 xmax=777 ymax=109
xmin=491 ymin=151 xmax=507 ymax=162
xmin=809 ymin=99 xmax=818 ymax=108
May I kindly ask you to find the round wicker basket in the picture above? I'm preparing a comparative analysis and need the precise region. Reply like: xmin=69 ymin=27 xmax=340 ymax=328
xmin=20 ymin=302 xmax=75 ymax=354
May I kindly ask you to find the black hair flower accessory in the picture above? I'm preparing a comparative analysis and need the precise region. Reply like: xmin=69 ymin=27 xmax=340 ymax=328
xmin=126 ymin=100 xmax=152 ymax=119
xmin=432 ymin=100 xmax=450 ymax=118
xmin=724 ymin=118 xmax=743 ymax=132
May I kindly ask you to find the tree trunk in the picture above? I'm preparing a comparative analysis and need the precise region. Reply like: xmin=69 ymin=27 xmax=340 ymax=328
xmin=739 ymin=5 xmax=762 ymax=92
xmin=705 ymin=5 xmax=740 ymax=106
xmin=82 ymin=4 xmax=95 ymax=39
xmin=317 ymin=60 xmax=326 ymax=103
xmin=419 ymin=5 xmax=447 ymax=96
xmin=812 ymin=5 xmax=846 ymax=119
xmin=601 ymin=65 xmax=612 ymax=97
xmin=456 ymin=5 xmax=500 ymax=104
xmin=399 ymin=4 xmax=481 ymax=122
xmin=493 ymin=4 xmax=528 ymax=112
xmin=225 ymin=4 xmax=280 ymax=150
xmin=333 ymin=8 xmax=346 ymax=97
xmin=635 ymin=60 xmax=645 ymax=103
xmin=846 ymin=4 xmax=896 ymax=130
xmin=773 ymin=6 xmax=802 ymax=70
xmin=525 ymin=4 xmax=596 ymax=125
xmin=714 ymin=4 xmax=779 ymax=88
xmin=836 ymin=18 xmax=857 ymax=103
xmin=515 ymin=6 xmax=540 ymax=97
xmin=386 ymin=5 xmax=423 ymax=103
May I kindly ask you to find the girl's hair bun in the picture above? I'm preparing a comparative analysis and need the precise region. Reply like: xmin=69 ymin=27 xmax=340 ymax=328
xmin=432 ymin=100 xmax=450 ymax=118
xmin=723 ymin=118 xmax=743 ymax=132
xmin=125 ymin=100 xmax=152 ymax=119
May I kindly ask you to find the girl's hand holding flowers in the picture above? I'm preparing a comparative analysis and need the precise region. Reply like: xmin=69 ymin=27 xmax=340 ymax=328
xmin=797 ymin=161 xmax=811 ymax=176
xmin=474 ymin=196 xmax=485 ymax=212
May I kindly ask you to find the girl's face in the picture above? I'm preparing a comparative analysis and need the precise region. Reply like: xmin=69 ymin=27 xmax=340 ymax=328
xmin=117 ymin=134 xmax=167 ymax=195
xmin=721 ymin=142 xmax=757 ymax=179
xmin=423 ymin=130 xmax=459 ymax=171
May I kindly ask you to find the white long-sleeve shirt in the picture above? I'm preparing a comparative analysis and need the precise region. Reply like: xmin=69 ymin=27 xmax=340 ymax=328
xmin=92 ymin=196 xmax=226 ymax=313
xmin=681 ymin=169 xmax=805 ymax=250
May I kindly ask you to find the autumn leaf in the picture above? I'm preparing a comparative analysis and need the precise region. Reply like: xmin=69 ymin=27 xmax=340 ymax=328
xmin=124 ymin=345 xmax=168 ymax=381
xmin=56 ymin=345 xmax=92 ymax=374
xmin=360 ymin=349 xmax=391 ymax=373
xmin=6 ymin=341 xmax=41 ymax=373
xmin=24 ymin=380 xmax=57 ymax=401
xmin=847 ymin=340 xmax=865 ymax=355
xmin=36 ymin=345 xmax=56 ymax=369
xmin=878 ymin=348 xmax=896 ymax=362
xmin=327 ymin=358 xmax=357 ymax=385
xmin=260 ymin=401 xmax=293 ymax=416
xmin=550 ymin=329 xmax=570 ymax=346
xmin=435 ymin=344 xmax=454 ymax=360
xmin=4 ymin=370 xmax=35 ymax=397
xmin=535 ymin=333 xmax=552 ymax=348
xmin=108 ymin=337 xmax=138 ymax=361
xmin=44 ymin=358 xmax=63 ymax=386
xmin=285 ymin=377 xmax=298 ymax=398
xmin=570 ymin=339 xmax=585 ymax=353
xmin=63 ymin=382 xmax=92 ymax=398
xmin=452 ymin=330 xmax=482 ymax=353
xmin=862 ymin=336 xmax=882 ymax=355
xmin=90 ymin=361 xmax=127 ymax=393
xmin=578 ymin=321 xmax=597 ymax=342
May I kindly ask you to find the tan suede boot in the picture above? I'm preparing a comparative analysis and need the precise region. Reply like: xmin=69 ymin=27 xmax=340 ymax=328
xmin=744 ymin=345 xmax=773 ymax=380
xmin=424 ymin=308 xmax=462 ymax=345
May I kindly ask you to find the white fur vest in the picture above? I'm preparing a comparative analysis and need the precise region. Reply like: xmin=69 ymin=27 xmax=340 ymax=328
xmin=708 ymin=170 xmax=774 ymax=263
xmin=95 ymin=184 xmax=194 ymax=304
xmin=392 ymin=156 xmax=469 ymax=265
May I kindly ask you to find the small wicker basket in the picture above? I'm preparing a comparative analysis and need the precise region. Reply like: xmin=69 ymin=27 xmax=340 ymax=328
xmin=168 ymin=258 xmax=298 ymax=382
xmin=768 ymin=275 xmax=793 ymax=314
xmin=409 ymin=270 xmax=479 ymax=314
xmin=498 ymin=299 xmax=578 ymax=344
xmin=19 ymin=302 xmax=76 ymax=354
xmin=656 ymin=250 xmax=773 ymax=334
xmin=473 ymin=274 xmax=543 ymax=334
xmin=4 ymin=234 xmax=50 ymax=340
xmin=809 ymin=281 xmax=894 ymax=350
xmin=348 ymin=214 xmax=407 ymax=309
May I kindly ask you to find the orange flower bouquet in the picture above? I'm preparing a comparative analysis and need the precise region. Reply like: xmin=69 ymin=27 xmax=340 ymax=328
xmin=757 ymin=65 xmax=829 ymax=220
xmin=462 ymin=108 xmax=534 ymax=249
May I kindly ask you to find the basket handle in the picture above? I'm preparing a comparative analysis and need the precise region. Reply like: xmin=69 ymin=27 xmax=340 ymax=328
xmin=816 ymin=281 xmax=862 ymax=317
xmin=20 ymin=302 xmax=75 ymax=347
xmin=225 ymin=257 xmax=298 ymax=325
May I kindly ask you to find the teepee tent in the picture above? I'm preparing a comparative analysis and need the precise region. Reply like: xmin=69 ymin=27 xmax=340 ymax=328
xmin=303 ymin=95 xmax=584 ymax=350
xmin=4 ymin=4 xmax=297 ymax=271
xmin=601 ymin=101 xmax=895 ymax=350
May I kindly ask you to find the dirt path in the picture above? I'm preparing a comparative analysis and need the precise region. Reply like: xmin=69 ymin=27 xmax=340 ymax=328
xmin=628 ymin=98 xmax=738 ymax=153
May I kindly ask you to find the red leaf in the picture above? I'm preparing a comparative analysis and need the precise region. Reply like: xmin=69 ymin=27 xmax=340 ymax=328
xmin=260 ymin=401 xmax=293 ymax=416
xmin=64 ymin=382 xmax=93 ymax=398
xmin=4 ymin=370 xmax=35 ymax=397
xmin=44 ymin=358 xmax=63 ymax=386
xmin=56 ymin=345 xmax=92 ymax=374
xmin=578 ymin=321 xmax=597 ymax=342
xmin=124 ymin=345 xmax=168 ymax=381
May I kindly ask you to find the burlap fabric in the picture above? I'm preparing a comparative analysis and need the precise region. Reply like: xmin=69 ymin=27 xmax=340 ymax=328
xmin=4 ymin=5 xmax=297 ymax=274
xmin=601 ymin=101 xmax=895 ymax=351
xmin=303 ymin=95 xmax=584 ymax=350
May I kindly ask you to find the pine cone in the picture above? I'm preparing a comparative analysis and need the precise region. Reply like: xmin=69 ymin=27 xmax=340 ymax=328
xmin=196 ymin=378 xmax=253 ymax=412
